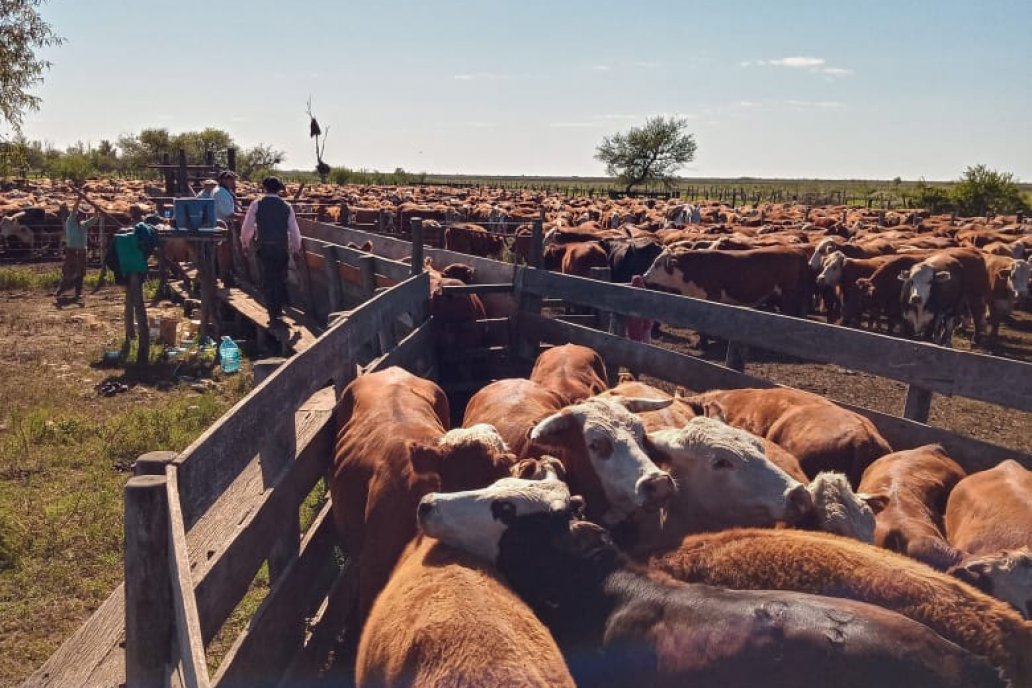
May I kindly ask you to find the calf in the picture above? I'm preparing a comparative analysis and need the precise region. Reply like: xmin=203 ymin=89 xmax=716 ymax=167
xmin=984 ymin=255 xmax=1031 ymax=339
xmin=331 ymin=368 xmax=515 ymax=625
xmin=899 ymin=248 xmax=990 ymax=345
xmin=356 ymin=535 xmax=574 ymax=687
xmin=858 ymin=444 xmax=967 ymax=570
xmin=418 ymin=477 xmax=1005 ymax=688
xmin=685 ymin=388 xmax=892 ymax=487
xmin=648 ymin=527 xmax=1032 ymax=685
xmin=528 ymin=343 xmax=608 ymax=405
xmin=946 ymin=460 xmax=1032 ymax=618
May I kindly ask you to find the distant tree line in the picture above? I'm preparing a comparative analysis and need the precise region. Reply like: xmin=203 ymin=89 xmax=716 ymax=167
xmin=0 ymin=128 xmax=285 ymax=184
xmin=911 ymin=165 xmax=1028 ymax=216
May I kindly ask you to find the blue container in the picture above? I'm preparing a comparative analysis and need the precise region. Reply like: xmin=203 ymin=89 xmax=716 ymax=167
xmin=174 ymin=198 xmax=217 ymax=231
xmin=219 ymin=336 xmax=241 ymax=374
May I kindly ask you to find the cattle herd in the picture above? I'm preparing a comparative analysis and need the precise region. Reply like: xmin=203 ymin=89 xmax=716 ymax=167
xmin=334 ymin=346 xmax=1031 ymax=687
xmin=4 ymin=178 xmax=1029 ymax=350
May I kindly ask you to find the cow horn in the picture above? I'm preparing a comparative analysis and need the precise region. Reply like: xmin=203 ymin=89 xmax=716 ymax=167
xmin=617 ymin=397 xmax=673 ymax=413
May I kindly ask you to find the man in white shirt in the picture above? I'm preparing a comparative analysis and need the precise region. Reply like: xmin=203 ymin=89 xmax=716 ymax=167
xmin=240 ymin=177 xmax=302 ymax=321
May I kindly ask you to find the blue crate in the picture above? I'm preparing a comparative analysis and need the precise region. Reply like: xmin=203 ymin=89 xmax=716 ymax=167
xmin=173 ymin=198 xmax=217 ymax=231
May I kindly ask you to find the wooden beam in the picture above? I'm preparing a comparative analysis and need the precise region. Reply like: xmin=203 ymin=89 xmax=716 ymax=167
xmin=439 ymin=283 xmax=513 ymax=295
xmin=903 ymin=385 xmax=934 ymax=423
xmin=165 ymin=466 xmax=211 ymax=688
xmin=518 ymin=268 xmax=1032 ymax=413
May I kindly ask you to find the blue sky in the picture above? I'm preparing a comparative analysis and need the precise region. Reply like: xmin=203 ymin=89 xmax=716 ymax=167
xmin=16 ymin=0 xmax=1032 ymax=180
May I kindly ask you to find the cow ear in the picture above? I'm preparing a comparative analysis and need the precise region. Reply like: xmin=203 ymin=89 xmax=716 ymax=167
xmin=617 ymin=396 xmax=673 ymax=413
xmin=617 ymin=371 xmax=636 ymax=384
xmin=934 ymin=270 xmax=952 ymax=283
xmin=408 ymin=442 xmax=443 ymax=476
xmin=951 ymin=561 xmax=993 ymax=595
xmin=702 ymin=401 xmax=727 ymax=424
xmin=859 ymin=492 xmax=890 ymax=514
xmin=529 ymin=411 xmax=577 ymax=447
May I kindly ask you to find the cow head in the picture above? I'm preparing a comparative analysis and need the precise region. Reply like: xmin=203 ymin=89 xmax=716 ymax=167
xmin=808 ymin=237 xmax=838 ymax=271
xmin=417 ymin=459 xmax=573 ymax=563
xmin=951 ymin=548 xmax=1032 ymax=619
xmin=1001 ymin=259 xmax=1031 ymax=302
xmin=801 ymin=472 xmax=885 ymax=543
xmin=408 ymin=424 xmax=517 ymax=494
xmin=642 ymin=249 xmax=680 ymax=291
xmin=900 ymin=262 xmax=951 ymax=307
xmin=815 ymin=250 xmax=847 ymax=288
xmin=646 ymin=417 xmax=812 ymax=530
xmin=529 ymin=397 xmax=675 ymax=523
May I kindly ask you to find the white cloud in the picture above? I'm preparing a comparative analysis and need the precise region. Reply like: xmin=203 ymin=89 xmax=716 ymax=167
xmin=463 ymin=121 xmax=496 ymax=128
xmin=454 ymin=74 xmax=474 ymax=81
xmin=736 ymin=100 xmax=844 ymax=110
xmin=768 ymin=56 xmax=826 ymax=68
xmin=819 ymin=67 xmax=853 ymax=78
xmin=592 ymin=64 xmax=611 ymax=72
xmin=632 ymin=59 xmax=662 ymax=69
xmin=785 ymin=100 xmax=844 ymax=109
xmin=549 ymin=122 xmax=598 ymax=128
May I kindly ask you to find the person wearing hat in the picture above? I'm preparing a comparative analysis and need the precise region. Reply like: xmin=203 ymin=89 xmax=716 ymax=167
xmin=214 ymin=170 xmax=240 ymax=223
xmin=196 ymin=178 xmax=218 ymax=200
xmin=240 ymin=176 xmax=301 ymax=322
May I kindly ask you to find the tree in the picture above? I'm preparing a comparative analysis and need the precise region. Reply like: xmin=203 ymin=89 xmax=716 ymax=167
xmin=1 ymin=0 xmax=64 ymax=132
xmin=949 ymin=164 xmax=1028 ymax=216
xmin=238 ymin=143 xmax=285 ymax=181
xmin=595 ymin=116 xmax=697 ymax=192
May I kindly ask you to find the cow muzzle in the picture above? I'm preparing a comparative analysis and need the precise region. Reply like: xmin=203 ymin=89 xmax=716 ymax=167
xmin=908 ymin=294 xmax=922 ymax=305
xmin=637 ymin=472 xmax=675 ymax=510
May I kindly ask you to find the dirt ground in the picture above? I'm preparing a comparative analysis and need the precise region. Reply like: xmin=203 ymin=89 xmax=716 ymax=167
xmin=0 ymin=271 xmax=251 ymax=687
xmin=649 ymin=308 xmax=1032 ymax=455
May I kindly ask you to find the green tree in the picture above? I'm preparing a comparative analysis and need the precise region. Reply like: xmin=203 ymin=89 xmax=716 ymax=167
xmin=171 ymin=128 xmax=234 ymax=166
xmin=950 ymin=164 xmax=1028 ymax=216
xmin=595 ymin=116 xmax=697 ymax=192
xmin=238 ymin=143 xmax=285 ymax=180
xmin=117 ymin=127 xmax=172 ymax=174
xmin=0 ymin=0 xmax=64 ymax=132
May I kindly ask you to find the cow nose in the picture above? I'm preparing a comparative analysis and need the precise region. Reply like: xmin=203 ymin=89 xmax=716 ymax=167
xmin=909 ymin=294 xmax=922 ymax=305
xmin=784 ymin=484 xmax=813 ymax=522
xmin=639 ymin=473 xmax=675 ymax=508
xmin=417 ymin=499 xmax=435 ymax=524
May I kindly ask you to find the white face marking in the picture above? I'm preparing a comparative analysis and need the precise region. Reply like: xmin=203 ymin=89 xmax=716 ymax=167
xmin=904 ymin=263 xmax=936 ymax=307
xmin=809 ymin=238 xmax=836 ymax=271
xmin=417 ymin=475 xmax=571 ymax=563
xmin=531 ymin=398 xmax=671 ymax=519
xmin=816 ymin=251 xmax=846 ymax=287
xmin=440 ymin=424 xmax=509 ymax=453
xmin=642 ymin=250 xmax=706 ymax=298
xmin=806 ymin=472 xmax=876 ymax=543
xmin=960 ymin=548 xmax=1032 ymax=618
xmin=1008 ymin=260 xmax=1030 ymax=301
xmin=649 ymin=418 xmax=806 ymax=528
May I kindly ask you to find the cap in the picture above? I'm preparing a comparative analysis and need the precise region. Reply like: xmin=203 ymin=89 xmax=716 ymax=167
xmin=218 ymin=170 xmax=238 ymax=180
xmin=202 ymin=178 xmax=217 ymax=187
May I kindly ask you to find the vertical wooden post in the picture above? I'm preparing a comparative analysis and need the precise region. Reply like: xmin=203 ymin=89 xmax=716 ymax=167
xmin=359 ymin=255 xmax=377 ymax=299
xmin=589 ymin=266 xmax=622 ymax=386
xmin=177 ymin=148 xmax=189 ymax=196
xmin=124 ymin=473 xmax=172 ymax=688
xmin=724 ymin=342 xmax=747 ymax=373
xmin=410 ymin=218 xmax=424 ymax=275
xmin=163 ymin=153 xmax=174 ymax=197
xmin=204 ymin=149 xmax=214 ymax=170
xmin=322 ymin=244 xmax=343 ymax=314
xmin=903 ymin=385 xmax=933 ymax=423
xmin=530 ymin=219 xmax=544 ymax=269
xmin=133 ymin=450 xmax=177 ymax=476
xmin=226 ymin=147 xmax=237 ymax=173
xmin=96 ymin=215 xmax=109 ymax=288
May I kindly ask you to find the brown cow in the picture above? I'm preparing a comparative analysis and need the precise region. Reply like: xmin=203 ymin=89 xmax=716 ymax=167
xmin=852 ymin=252 xmax=935 ymax=333
xmin=685 ymin=388 xmax=892 ymax=487
xmin=528 ymin=343 xmax=608 ymax=405
xmin=643 ymin=246 xmax=810 ymax=316
xmin=331 ymin=368 xmax=515 ymax=625
xmin=899 ymin=248 xmax=990 ymax=345
xmin=444 ymin=222 xmax=504 ymax=258
xmin=419 ymin=479 xmax=1006 ymax=688
xmin=984 ymin=256 xmax=1031 ymax=339
xmin=858 ymin=444 xmax=968 ymax=570
xmin=543 ymin=241 xmax=609 ymax=277
xmin=648 ymin=528 xmax=1032 ymax=685
xmin=356 ymin=535 xmax=574 ymax=687
xmin=947 ymin=460 xmax=1032 ymax=618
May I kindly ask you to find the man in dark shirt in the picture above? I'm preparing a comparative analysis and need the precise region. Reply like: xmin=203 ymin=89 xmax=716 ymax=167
xmin=240 ymin=176 xmax=302 ymax=321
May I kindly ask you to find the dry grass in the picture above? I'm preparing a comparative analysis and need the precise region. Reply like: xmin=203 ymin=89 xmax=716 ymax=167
xmin=0 ymin=273 xmax=252 ymax=687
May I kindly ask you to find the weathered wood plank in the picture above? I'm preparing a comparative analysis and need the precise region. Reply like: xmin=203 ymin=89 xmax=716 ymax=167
xmin=212 ymin=505 xmax=339 ymax=688
xmin=903 ymin=385 xmax=933 ymax=423
xmin=520 ymin=312 xmax=1032 ymax=472
xmin=165 ymin=467 xmax=211 ymax=688
xmin=193 ymin=405 xmax=335 ymax=644
xmin=367 ymin=318 xmax=435 ymax=373
xmin=439 ymin=283 xmax=513 ymax=295
xmin=519 ymin=268 xmax=1032 ymax=413
xmin=174 ymin=272 xmax=430 ymax=528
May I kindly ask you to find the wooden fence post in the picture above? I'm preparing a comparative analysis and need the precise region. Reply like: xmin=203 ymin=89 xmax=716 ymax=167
xmin=589 ymin=266 xmax=622 ymax=386
xmin=410 ymin=218 xmax=424 ymax=275
xmin=227 ymin=147 xmax=237 ymax=173
xmin=134 ymin=450 xmax=178 ymax=476
xmin=903 ymin=385 xmax=933 ymax=423
xmin=724 ymin=342 xmax=747 ymax=372
xmin=321 ymin=244 xmax=343 ymax=314
xmin=124 ymin=473 xmax=172 ymax=688
xmin=359 ymin=255 xmax=377 ymax=299
xmin=530 ymin=219 xmax=544 ymax=269
xmin=177 ymin=148 xmax=189 ymax=196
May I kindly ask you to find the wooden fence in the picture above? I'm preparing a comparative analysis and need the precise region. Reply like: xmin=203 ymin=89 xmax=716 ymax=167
xmin=24 ymin=271 xmax=435 ymax=688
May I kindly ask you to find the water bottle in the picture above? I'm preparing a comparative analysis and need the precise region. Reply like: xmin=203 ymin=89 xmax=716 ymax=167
xmin=219 ymin=336 xmax=241 ymax=374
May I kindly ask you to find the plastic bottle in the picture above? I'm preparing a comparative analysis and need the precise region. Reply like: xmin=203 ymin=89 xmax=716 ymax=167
xmin=219 ymin=336 xmax=241 ymax=374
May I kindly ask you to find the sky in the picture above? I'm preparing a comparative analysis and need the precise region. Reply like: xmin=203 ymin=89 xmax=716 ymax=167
xmin=14 ymin=0 xmax=1032 ymax=180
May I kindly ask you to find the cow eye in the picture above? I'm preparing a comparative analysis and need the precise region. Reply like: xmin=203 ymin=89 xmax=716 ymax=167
xmin=711 ymin=457 xmax=734 ymax=470
xmin=491 ymin=499 xmax=517 ymax=524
